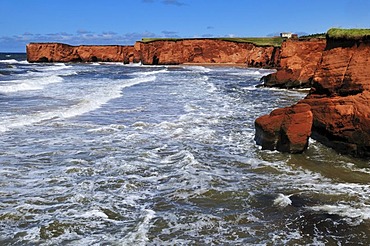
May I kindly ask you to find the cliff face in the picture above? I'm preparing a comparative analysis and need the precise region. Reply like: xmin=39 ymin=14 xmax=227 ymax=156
xmin=27 ymin=40 xmax=279 ymax=67
xmin=311 ymin=38 xmax=370 ymax=96
xmin=26 ymin=43 xmax=140 ymax=63
xmin=255 ymin=37 xmax=370 ymax=158
xmin=255 ymin=103 xmax=313 ymax=153
xmin=137 ymin=39 xmax=278 ymax=66
xmin=262 ymin=39 xmax=326 ymax=88
xmin=304 ymin=37 xmax=370 ymax=157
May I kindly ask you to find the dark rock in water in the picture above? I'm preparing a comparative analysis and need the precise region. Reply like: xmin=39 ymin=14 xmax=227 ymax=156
xmin=291 ymin=210 xmax=364 ymax=244
xmin=289 ymin=194 xmax=317 ymax=208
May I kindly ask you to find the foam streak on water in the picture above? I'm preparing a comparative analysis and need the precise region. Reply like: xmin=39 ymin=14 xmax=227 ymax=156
xmin=0 ymin=55 xmax=369 ymax=245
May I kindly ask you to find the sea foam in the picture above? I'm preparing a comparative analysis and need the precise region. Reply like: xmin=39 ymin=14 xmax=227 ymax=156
xmin=0 ymin=75 xmax=157 ymax=133
xmin=0 ymin=59 xmax=27 ymax=64
xmin=0 ymin=75 xmax=64 ymax=93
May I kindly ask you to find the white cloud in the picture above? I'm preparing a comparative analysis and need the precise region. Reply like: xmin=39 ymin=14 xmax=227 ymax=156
xmin=161 ymin=30 xmax=179 ymax=37
xmin=0 ymin=31 xmax=158 ymax=52
xmin=142 ymin=0 xmax=186 ymax=6
xmin=162 ymin=0 xmax=186 ymax=6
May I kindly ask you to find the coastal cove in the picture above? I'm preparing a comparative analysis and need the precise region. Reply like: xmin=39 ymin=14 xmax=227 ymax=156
xmin=27 ymin=29 xmax=370 ymax=158
xmin=0 ymin=54 xmax=369 ymax=244
xmin=0 ymin=28 xmax=367 ymax=244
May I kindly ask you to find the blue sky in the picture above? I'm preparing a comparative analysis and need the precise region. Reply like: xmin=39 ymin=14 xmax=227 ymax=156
xmin=1 ymin=0 xmax=369 ymax=52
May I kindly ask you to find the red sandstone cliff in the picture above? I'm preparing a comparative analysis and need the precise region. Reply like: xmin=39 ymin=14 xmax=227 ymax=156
xmin=26 ymin=43 xmax=140 ymax=63
xmin=255 ymin=37 xmax=370 ymax=158
xmin=137 ymin=39 xmax=279 ymax=66
xmin=304 ymin=37 xmax=370 ymax=157
xmin=262 ymin=39 xmax=326 ymax=88
xmin=27 ymin=40 xmax=279 ymax=67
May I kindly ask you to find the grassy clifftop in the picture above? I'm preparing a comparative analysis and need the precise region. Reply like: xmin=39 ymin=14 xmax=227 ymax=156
xmin=327 ymin=28 xmax=370 ymax=40
xmin=141 ymin=37 xmax=283 ymax=47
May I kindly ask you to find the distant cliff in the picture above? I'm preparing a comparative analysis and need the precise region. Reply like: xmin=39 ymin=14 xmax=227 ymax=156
xmin=26 ymin=43 xmax=140 ymax=63
xmin=136 ymin=39 xmax=280 ymax=66
xmin=27 ymin=38 xmax=280 ymax=67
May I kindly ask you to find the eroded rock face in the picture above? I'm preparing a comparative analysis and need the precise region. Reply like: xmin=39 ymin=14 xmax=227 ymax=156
xmin=300 ymin=38 xmax=370 ymax=157
xmin=255 ymin=103 xmax=313 ymax=153
xmin=256 ymin=37 xmax=370 ymax=158
xmin=27 ymin=40 xmax=279 ymax=66
xmin=304 ymin=92 xmax=370 ymax=157
xmin=311 ymin=39 xmax=370 ymax=96
xmin=138 ymin=39 xmax=278 ymax=66
xmin=26 ymin=43 xmax=140 ymax=63
xmin=262 ymin=39 xmax=326 ymax=88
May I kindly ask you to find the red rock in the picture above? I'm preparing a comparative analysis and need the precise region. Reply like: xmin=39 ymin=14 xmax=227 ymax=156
xmin=262 ymin=39 xmax=326 ymax=88
xmin=303 ymin=90 xmax=370 ymax=157
xmin=27 ymin=40 xmax=279 ymax=67
xmin=138 ymin=39 xmax=278 ymax=66
xmin=257 ymin=36 xmax=370 ymax=158
xmin=26 ymin=43 xmax=140 ymax=63
xmin=255 ymin=103 xmax=313 ymax=153
xmin=302 ymin=37 xmax=370 ymax=157
xmin=312 ymin=39 xmax=370 ymax=96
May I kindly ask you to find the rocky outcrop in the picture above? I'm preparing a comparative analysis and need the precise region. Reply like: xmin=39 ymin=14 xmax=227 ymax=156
xmin=137 ymin=39 xmax=279 ymax=66
xmin=255 ymin=103 xmax=313 ymax=153
xmin=255 ymin=36 xmax=370 ymax=158
xmin=26 ymin=43 xmax=140 ymax=63
xmin=304 ymin=92 xmax=370 ymax=157
xmin=262 ymin=39 xmax=326 ymax=88
xmin=27 ymin=40 xmax=279 ymax=67
xmin=310 ymin=38 xmax=370 ymax=96
xmin=303 ymin=36 xmax=370 ymax=157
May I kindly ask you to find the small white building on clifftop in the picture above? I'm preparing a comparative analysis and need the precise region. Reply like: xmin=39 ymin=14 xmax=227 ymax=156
xmin=280 ymin=32 xmax=293 ymax=38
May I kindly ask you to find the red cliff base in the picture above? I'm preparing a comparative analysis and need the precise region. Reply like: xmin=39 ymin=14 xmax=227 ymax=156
xmin=255 ymin=36 xmax=370 ymax=158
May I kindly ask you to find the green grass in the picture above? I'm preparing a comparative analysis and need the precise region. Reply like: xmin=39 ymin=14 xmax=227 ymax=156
xmin=141 ymin=37 xmax=283 ymax=47
xmin=327 ymin=28 xmax=370 ymax=40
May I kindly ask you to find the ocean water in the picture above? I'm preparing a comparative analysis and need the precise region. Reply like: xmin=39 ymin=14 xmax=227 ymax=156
xmin=0 ymin=53 xmax=369 ymax=245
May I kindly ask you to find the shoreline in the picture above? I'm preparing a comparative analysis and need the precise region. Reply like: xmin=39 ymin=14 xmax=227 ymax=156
xmin=182 ymin=62 xmax=249 ymax=68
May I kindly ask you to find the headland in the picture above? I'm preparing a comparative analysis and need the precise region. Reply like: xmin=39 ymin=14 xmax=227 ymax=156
xmin=26 ymin=28 xmax=370 ymax=158
xmin=255 ymin=28 xmax=370 ymax=158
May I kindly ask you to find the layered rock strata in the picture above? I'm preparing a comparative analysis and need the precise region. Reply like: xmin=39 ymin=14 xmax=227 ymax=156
xmin=255 ymin=37 xmax=370 ymax=158
xmin=262 ymin=39 xmax=326 ymax=89
xmin=255 ymin=103 xmax=313 ymax=153
xmin=137 ymin=39 xmax=279 ymax=66
xmin=27 ymin=40 xmax=279 ymax=67
xmin=26 ymin=43 xmax=140 ymax=63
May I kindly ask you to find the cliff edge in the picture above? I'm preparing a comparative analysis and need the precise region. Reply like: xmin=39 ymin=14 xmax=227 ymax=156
xmin=255 ymin=29 xmax=370 ymax=158
xmin=137 ymin=39 xmax=280 ymax=66
xmin=261 ymin=38 xmax=326 ymax=89
xmin=26 ymin=38 xmax=281 ymax=67
xmin=26 ymin=43 xmax=140 ymax=63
